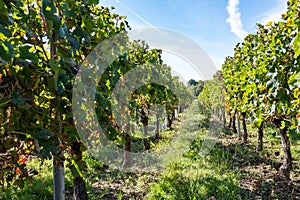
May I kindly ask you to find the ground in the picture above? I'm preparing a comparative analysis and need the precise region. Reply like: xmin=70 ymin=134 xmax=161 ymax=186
xmin=2 ymin=101 xmax=300 ymax=199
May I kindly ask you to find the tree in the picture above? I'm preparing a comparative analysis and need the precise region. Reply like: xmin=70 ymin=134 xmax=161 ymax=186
xmin=188 ymin=79 xmax=204 ymax=97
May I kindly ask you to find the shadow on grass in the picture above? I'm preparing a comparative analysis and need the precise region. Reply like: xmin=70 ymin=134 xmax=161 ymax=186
xmin=87 ymin=169 xmax=157 ymax=200
xmin=220 ymin=138 xmax=300 ymax=200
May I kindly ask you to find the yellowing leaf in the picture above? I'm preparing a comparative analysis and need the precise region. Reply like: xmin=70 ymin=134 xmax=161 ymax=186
xmin=105 ymin=79 xmax=111 ymax=90
xmin=46 ymin=6 xmax=51 ymax=11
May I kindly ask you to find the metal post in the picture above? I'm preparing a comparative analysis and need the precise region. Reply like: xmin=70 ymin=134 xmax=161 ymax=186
xmin=237 ymin=115 xmax=241 ymax=140
xmin=53 ymin=154 xmax=65 ymax=200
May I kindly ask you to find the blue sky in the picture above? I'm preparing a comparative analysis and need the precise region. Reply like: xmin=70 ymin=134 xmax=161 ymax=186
xmin=99 ymin=0 xmax=287 ymax=81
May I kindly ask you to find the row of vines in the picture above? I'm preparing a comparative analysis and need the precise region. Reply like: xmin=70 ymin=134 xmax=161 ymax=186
xmin=221 ymin=0 xmax=300 ymax=179
xmin=0 ymin=0 xmax=192 ymax=199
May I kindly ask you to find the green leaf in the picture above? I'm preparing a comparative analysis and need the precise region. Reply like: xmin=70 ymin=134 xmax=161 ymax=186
xmin=0 ymin=56 xmax=7 ymax=65
xmin=19 ymin=45 xmax=39 ymax=62
xmin=35 ymin=129 xmax=54 ymax=139
xmin=52 ymin=15 xmax=61 ymax=30
xmin=66 ymin=35 xmax=80 ymax=49
xmin=252 ymin=118 xmax=263 ymax=128
xmin=0 ymin=0 xmax=6 ymax=10
xmin=55 ymin=69 xmax=67 ymax=95
xmin=11 ymin=92 xmax=26 ymax=105
xmin=35 ymin=129 xmax=59 ymax=159
xmin=58 ymin=23 xmax=68 ymax=38
xmin=72 ymin=27 xmax=85 ymax=38
xmin=83 ymin=16 xmax=93 ymax=33
xmin=0 ymin=24 xmax=12 ymax=37
xmin=42 ymin=0 xmax=57 ymax=21
xmin=288 ymin=72 xmax=300 ymax=89
xmin=294 ymin=32 xmax=300 ymax=58
xmin=0 ymin=41 xmax=14 ymax=61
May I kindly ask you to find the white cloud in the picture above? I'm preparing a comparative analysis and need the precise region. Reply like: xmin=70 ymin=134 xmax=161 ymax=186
xmin=259 ymin=0 xmax=287 ymax=25
xmin=226 ymin=0 xmax=248 ymax=40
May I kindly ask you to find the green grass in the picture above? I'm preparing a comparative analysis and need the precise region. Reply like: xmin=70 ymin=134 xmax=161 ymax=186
xmin=146 ymin=137 xmax=243 ymax=200
xmin=2 ymin=100 xmax=300 ymax=199
xmin=146 ymin=101 xmax=243 ymax=199
xmin=0 ymin=158 xmax=73 ymax=200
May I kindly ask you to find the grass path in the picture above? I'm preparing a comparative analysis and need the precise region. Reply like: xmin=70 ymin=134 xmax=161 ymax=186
xmin=146 ymin=100 xmax=300 ymax=199
xmin=146 ymin=100 xmax=243 ymax=199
